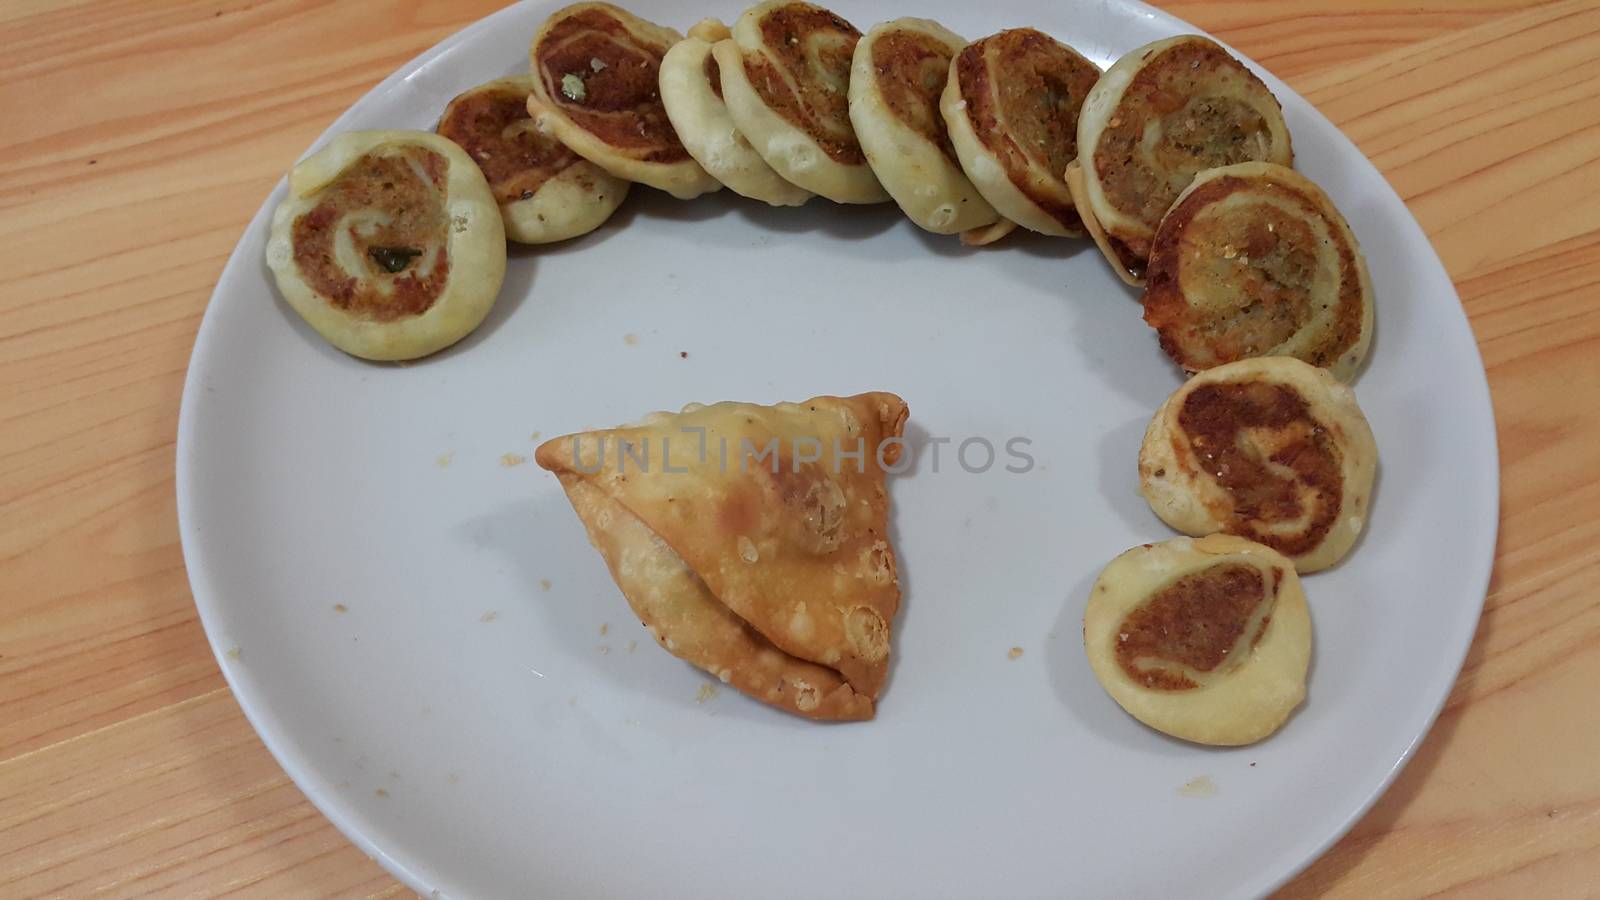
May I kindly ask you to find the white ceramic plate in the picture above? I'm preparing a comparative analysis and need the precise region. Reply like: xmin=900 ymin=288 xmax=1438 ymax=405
xmin=177 ymin=2 xmax=1498 ymax=897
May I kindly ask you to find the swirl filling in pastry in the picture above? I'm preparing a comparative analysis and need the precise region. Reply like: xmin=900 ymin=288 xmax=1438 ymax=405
xmin=945 ymin=28 xmax=1100 ymax=236
xmin=533 ymin=6 xmax=687 ymax=162
xmin=1116 ymin=562 xmax=1278 ymax=691
xmin=715 ymin=1 xmax=887 ymax=203
xmin=743 ymin=3 xmax=864 ymax=164
xmin=290 ymin=146 xmax=451 ymax=322
xmin=849 ymin=18 xmax=998 ymax=232
xmin=657 ymin=19 xmax=812 ymax=206
xmin=1072 ymin=35 xmax=1292 ymax=284
xmin=1177 ymin=380 xmax=1344 ymax=559
xmin=528 ymin=3 xmax=719 ymax=198
xmin=1142 ymin=162 xmax=1373 ymax=380
xmin=1138 ymin=357 xmax=1378 ymax=573
xmin=439 ymin=82 xmax=582 ymax=203
xmin=266 ymin=131 xmax=506 ymax=361
xmin=1083 ymin=535 xmax=1311 ymax=746
xmin=438 ymin=76 xmax=630 ymax=244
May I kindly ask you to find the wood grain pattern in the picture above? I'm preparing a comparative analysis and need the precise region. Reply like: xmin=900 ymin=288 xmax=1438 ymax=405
xmin=1 ymin=1 xmax=1596 ymax=896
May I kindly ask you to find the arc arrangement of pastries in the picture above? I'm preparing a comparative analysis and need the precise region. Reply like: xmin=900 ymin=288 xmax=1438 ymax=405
xmin=263 ymin=1 xmax=1380 ymax=743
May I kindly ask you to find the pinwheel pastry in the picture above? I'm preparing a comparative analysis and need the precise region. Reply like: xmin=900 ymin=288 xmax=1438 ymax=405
xmin=265 ymin=130 xmax=506 ymax=361
xmin=658 ymin=18 xmax=812 ymax=206
xmin=536 ymin=392 xmax=909 ymax=720
xmin=941 ymin=28 xmax=1100 ymax=237
xmin=1084 ymin=534 xmax=1311 ymax=746
xmin=713 ymin=1 xmax=889 ymax=204
xmin=848 ymin=17 xmax=998 ymax=233
xmin=437 ymin=75 xmax=629 ymax=243
xmin=1141 ymin=162 xmax=1373 ymax=381
xmin=1138 ymin=357 xmax=1378 ymax=573
xmin=1069 ymin=35 xmax=1293 ymax=285
xmin=527 ymin=2 xmax=720 ymax=199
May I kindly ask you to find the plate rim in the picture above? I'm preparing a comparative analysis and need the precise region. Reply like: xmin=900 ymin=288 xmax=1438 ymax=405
xmin=175 ymin=1 xmax=1501 ymax=897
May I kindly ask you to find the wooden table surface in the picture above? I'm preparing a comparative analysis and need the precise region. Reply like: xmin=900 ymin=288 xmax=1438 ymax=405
xmin=4 ymin=0 xmax=1598 ymax=896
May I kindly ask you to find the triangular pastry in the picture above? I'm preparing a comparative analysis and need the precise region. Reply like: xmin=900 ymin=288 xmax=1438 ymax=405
xmin=536 ymin=392 xmax=909 ymax=718
xmin=555 ymin=475 xmax=874 ymax=719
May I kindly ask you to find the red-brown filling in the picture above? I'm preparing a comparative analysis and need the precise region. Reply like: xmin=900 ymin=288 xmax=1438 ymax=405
xmin=870 ymin=29 xmax=957 ymax=162
xmin=1143 ymin=174 xmax=1363 ymax=372
xmin=291 ymin=147 xmax=450 ymax=321
xmin=1177 ymin=381 xmax=1342 ymax=556
xmin=703 ymin=50 xmax=724 ymax=100
xmin=742 ymin=4 xmax=864 ymax=165
xmin=956 ymin=29 xmax=1098 ymax=230
xmin=533 ymin=8 xmax=689 ymax=163
xmin=1094 ymin=40 xmax=1280 ymax=255
xmin=438 ymin=85 xmax=586 ymax=204
xmin=1116 ymin=563 xmax=1275 ymax=690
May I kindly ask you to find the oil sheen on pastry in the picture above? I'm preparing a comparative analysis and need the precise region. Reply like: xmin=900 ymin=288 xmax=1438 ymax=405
xmin=848 ymin=17 xmax=997 ymax=233
xmin=265 ymin=130 xmax=506 ymax=361
xmin=1083 ymin=535 xmax=1311 ymax=746
xmin=941 ymin=28 xmax=1100 ymax=236
xmin=1071 ymin=35 xmax=1293 ymax=284
xmin=659 ymin=19 xmax=813 ymax=206
xmin=536 ymin=392 xmax=909 ymax=715
xmin=714 ymin=1 xmax=889 ymax=204
xmin=1142 ymin=162 xmax=1373 ymax=381
xmin=557 ymin=475 xmax=872 ymax=720
xmin=527 ymin=2 xmax=720 ymax=199
xmin=437 ymin=75 xmax=629 ymax=243
xmin=1139 ymin=357 xmax=1378 ymax=572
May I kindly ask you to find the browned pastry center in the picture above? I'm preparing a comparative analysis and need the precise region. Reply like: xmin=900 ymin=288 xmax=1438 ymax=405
xmin=742 ymin=3 xmax=864 ymax=164
xmin=871 ymin=28 xmax=957 ymax=160
xmin=290 ymin=147 xmax=450 ymax=321
xmin=1115 ymin=562 xmax=1277 ymax=690
xmin=437 ymin=86 xmax=584 ymax=204
xmin=956 ymin=29 xmax=1099 ymax=231
xmin=533 ymin=8 xmax=689 ymax=162
xmin=1143 ymin=174 xmax=1366 ymax=372
xmin=1094 ymin=41 xmax=1278 ymax=240
xmin=1177 ymin=381 xmax=1344 ymax=557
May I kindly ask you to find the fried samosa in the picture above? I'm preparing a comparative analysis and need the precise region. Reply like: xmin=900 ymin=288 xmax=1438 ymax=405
xmin=535 ymin=392 xmax=909 ymax=719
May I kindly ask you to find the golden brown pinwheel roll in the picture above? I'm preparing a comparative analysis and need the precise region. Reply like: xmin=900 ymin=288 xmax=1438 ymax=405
xmin=527 ymin=3 xmax=720 ymax=199
xmin=848 ymin=17 xmax=998 ymax=233
xmin=265 ymin=130 xmax=506 ymax=361
xmin=1069 ymin=35 xmax=1293 ymax=284
xmin=941 ymin=28 xmax=1101 ymax=237
xmin=1138 ymin=357 xmax=1378 ymax=572
xmin=437 ymin=75 xmax=629 ymax=243
xmin=658 ymin=19 xmax=813 ymax=206
xmin=1084 ymin=535 xmax=1312 ymax=746
xmin=1141 ymin=162 xmax=1373 ymax=381
xmin=713 ymin=1 xmax=889 ymax=204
